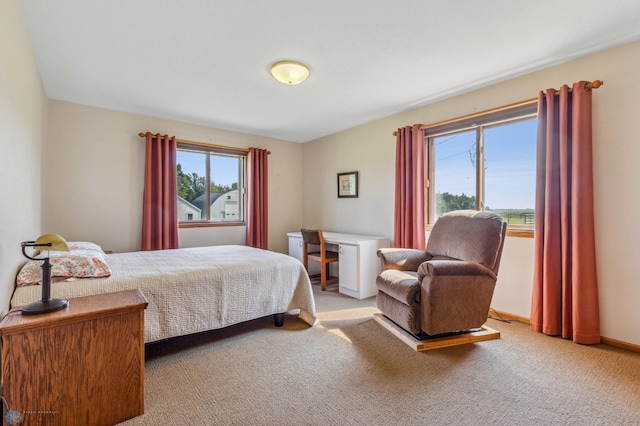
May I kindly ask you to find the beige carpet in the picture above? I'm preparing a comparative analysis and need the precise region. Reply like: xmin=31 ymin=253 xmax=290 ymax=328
xmin=120 ymin=285 xmax=640 ymax=425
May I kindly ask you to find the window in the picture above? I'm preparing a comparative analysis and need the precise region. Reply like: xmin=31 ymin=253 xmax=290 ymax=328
xmin=176 ymin=143 xmax=246 ymax=225
xmin=425 ymin=102 xmax=537 ymax=232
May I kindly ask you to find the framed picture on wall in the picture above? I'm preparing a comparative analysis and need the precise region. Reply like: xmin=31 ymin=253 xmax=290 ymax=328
xmin=337 ymin=171 xmax=358 ymax=198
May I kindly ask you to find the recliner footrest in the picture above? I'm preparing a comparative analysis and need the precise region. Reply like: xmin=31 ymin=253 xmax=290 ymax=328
xmin=376 ymin=290 xmax=421 ymax=335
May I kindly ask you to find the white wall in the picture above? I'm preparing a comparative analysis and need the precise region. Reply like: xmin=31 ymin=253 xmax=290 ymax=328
xmin=303 ymin=40 xmax=640 ymax=346
xmin=44 ymin=101 xmax=304 ymax=255
xmin=0 ymin=0 xmax=47 ymax=315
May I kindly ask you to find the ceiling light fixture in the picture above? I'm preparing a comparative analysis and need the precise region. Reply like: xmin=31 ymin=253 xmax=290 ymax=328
xmin=270 ymin=60 xmax=310 ymax=85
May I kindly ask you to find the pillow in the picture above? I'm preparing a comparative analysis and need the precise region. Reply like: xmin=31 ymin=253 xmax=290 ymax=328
xmin=16 ymin=242 xmax=111 ymax=287
xmin=66 ymin=241 xmax=106 ymax=254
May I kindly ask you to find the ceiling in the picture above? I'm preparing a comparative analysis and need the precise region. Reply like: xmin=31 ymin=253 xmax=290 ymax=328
xmin=18 ymin=0 xmax=640 ymax=143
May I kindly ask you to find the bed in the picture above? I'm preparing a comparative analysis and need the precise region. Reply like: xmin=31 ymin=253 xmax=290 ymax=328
xmin=10 ymin=244 xmax=316 ymax=343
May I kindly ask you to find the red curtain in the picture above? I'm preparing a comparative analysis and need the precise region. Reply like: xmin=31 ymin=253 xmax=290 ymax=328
xmin=393 ymin=124 xmax=426 ymax=249
xmin=141 ymin=132 xmax=179 ymax=251
xmin=530 ymin=82 xmax=600 ymax=344
xmin=246 ymin=148 xmax=268 ymax=250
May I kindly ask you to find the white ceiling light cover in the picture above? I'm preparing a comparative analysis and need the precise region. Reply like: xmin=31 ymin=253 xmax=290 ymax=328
xmin=270 ymin=61 xmax=310 ymax=85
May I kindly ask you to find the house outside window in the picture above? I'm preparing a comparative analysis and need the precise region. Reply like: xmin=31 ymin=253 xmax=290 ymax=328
xmin=176 ymin=143 xmax=246 ymax=226
xmin=425 ymin=102 xmax=537 ymax=233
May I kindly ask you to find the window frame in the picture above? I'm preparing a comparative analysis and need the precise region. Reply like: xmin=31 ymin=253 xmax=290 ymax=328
xmin=424 ymin=100 xmax=538 ymax=237
xmin=176 ymin=142 xmax=247 ymax=228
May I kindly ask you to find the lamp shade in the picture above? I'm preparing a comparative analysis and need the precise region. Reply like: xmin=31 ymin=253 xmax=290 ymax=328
xmin=34 ymin=233 xmax=70 ymax=252
xmin=270 ymin=60 xmax=310 ymax=85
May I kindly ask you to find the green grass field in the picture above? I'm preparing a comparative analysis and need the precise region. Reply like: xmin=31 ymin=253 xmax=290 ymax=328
xmin=488 ymin=209 xmax=535 ymax=225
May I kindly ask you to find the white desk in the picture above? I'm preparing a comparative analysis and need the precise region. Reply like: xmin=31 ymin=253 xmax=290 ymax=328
xmin=287 ymin=232 xmax=390 ymax=299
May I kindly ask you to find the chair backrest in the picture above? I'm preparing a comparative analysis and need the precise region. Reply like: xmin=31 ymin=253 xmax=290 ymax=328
xmin=301 ymin=229 xmax=334 ymax=261
xmin=301 ymin=229 xmax=321 ymax=245
xmin=426 ymin=210 xmax=506 ymax=274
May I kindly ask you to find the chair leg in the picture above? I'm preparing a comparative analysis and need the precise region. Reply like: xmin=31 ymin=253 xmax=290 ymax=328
xmin=321 ymin=262 xmax=327 ymax=291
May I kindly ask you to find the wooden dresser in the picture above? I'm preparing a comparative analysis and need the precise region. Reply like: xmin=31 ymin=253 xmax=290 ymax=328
xmin=0 ymin=289 xmax=148 ymax=426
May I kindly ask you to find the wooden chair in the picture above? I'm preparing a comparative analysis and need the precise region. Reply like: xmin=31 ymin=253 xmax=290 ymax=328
xmin=301 ymin=229 xmax=339 ymax=290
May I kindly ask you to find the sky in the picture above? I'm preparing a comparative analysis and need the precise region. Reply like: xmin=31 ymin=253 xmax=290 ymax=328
xmin=434 ymin=118 xmax=537 ymax=210
xmin=176 ymin=151 xmax=240 ymax=187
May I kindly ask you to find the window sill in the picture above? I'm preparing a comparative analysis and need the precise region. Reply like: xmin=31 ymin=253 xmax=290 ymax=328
xmin=179 ymin=221 xmax=245 ymax=229
xmin=506 ymin=228 xmax=534 ymax=238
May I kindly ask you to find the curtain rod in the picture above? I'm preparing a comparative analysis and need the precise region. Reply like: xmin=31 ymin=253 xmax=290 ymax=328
xmin=392 ymin=79 xmax=604 ymax=136
xmin=138 ymin=132 xmax=271 ymax=155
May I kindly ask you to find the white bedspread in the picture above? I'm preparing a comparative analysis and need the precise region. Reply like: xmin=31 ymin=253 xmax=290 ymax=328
xmin=10 ymin=245 xmax=316 ymax=343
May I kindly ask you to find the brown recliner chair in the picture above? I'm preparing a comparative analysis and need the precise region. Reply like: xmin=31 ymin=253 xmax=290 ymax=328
xmin=376 ymin=210 xmax=506 ymax=337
